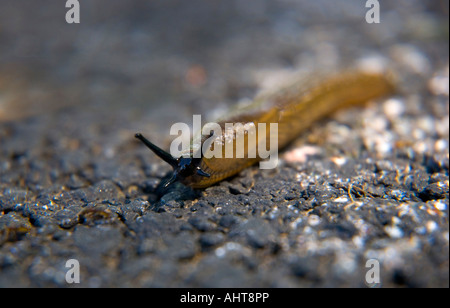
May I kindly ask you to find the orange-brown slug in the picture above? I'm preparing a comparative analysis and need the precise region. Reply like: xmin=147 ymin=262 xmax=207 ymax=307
xmin=136 ymin=69 xmax=396 ymax=189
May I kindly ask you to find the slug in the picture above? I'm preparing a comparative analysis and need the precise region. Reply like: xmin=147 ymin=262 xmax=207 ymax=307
xmin=136 ymin=69 xmax=396 ymax=189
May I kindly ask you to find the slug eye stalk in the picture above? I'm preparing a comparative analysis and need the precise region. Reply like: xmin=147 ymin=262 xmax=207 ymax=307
xmin=135 ymin=133 xmax=210 ymax=188
xmin=135 ymin=133 xmax=178 ymax=168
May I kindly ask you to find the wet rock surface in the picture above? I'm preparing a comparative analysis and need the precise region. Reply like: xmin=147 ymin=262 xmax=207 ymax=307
xmin=0 ymin=0 xmax=448 ymax=287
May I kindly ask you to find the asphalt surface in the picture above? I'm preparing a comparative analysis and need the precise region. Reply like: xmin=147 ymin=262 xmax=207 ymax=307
xmin=0 ymin=0 xmax=448 ymax=287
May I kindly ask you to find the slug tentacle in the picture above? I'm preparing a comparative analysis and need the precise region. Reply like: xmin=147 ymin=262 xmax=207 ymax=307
xmin=135 ymin=133 xmax=178 ymax=168
xmin=135 ymin=133 xmax=211 ymax=188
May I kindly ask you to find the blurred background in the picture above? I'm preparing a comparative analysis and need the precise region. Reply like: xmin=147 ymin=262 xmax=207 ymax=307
xmin=0 ymin=0 xmax=448 ymax=131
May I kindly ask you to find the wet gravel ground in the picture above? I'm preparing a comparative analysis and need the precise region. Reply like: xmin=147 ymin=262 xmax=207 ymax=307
xmin=0 ymin=0 xmax=448 ymax=287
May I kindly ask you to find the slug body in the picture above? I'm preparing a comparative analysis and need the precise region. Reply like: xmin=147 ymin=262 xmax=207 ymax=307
xmin=136 ymin=69 xmax=395 ymax=189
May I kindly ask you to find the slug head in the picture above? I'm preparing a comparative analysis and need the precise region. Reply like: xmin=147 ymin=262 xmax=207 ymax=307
xmin=135 ymin=133 xmax=210 ymax=188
